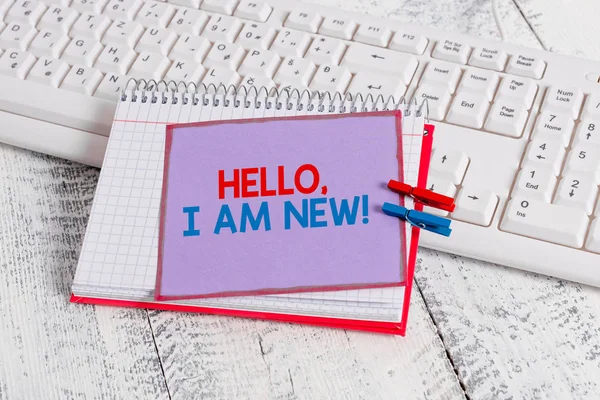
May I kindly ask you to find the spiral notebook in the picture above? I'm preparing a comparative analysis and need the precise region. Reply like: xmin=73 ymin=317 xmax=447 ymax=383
xmin=71 ymin=83 xmax=433 ymax=335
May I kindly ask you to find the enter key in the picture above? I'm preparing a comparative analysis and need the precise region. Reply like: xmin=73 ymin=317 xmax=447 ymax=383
xmin=451 ymin=186 xmax=499 ymax=226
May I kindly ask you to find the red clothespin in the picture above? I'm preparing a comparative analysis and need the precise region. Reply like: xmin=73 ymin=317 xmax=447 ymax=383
xmin=388 ymin=179 xmax=456 ymax=212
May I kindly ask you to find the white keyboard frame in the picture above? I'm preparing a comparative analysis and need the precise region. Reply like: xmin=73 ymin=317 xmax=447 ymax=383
xmin=0 ymin=0 xmax=599 ymax=285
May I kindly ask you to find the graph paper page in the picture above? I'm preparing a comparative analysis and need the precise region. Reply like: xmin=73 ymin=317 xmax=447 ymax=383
xmin=73 ymin=91 xmax=425 ymax=319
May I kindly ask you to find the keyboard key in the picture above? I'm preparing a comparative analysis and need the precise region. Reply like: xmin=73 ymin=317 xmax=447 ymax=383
xmin=167 ymin=8 xmax=207 ymax=35
xmin=6 ymin=0 xmax=46 ymax=25
xmin=71 ymin=0 xmax=108 ymax=14
xmin=318 ymin=16 xmax=357 ymax=40
xmin=309 ymin=64 xmax=351 ymax=94
xmin=502 ymin=196 xmax=588 ymax=247
xmin=347 ymin=72 xmax=406 ymax=102
xmin=61 ymin=64 xmax=103 ymax=94
xmin=388 ymin=32 xmax=428 ymax=55
xmin=495 ymin=75 xmax=537 ymax=109
xmin=532 ymin=112 xmax=574 ymax=147
xmin=128 ymin=50 xmax=170 ymax=80
xmin=423 ymin=176 xmax=456 ymax=217
xmin=164 ymin=59 xmax=204 ymax=84
xmin=554 ymin=172 xmax=597 ymax=215
xmin=135 ymin=27 xmax=177 ymax=55
xmin=134 ymin=1 xmax=175 ymax=28
xmin=0 ymin=0 xmax=13 ymax=17
xmin=341 ymin=43 xmax=418 ymax=85
xmin=429 ymin=149 xmax=469 ymax=185
xmin=420 ymin=61 xmax=461 ymax=93
xmin=202 ymin=15 xmax=243 ymax=43
xmin=284 ymin=9 xmax=321 ymax=33
xmin=484 ymin=100 xmax=528 ymax=138
xmin=236 ymin=22 xmax=276 ymax=50
xmin=61 ymin=36 xmax=103 ymax=67
xmin=413 ymin=84 xmax=451 ymax=121
xmin=168 ymin=34 xmax=210 ymax=63
xmin=26 ymin=55 xmax=69 ymax=87
xmin=95 ymin=43 xmax=136 ymax=74
xmin=524 ymin=137 xmax=565 ymax=175
xmin=201 ymin=67 xmax=241 ymax=90
xmin=575 ymin=119 xmax=600 ymax=145
xmin=273 ymin=56 xmax=315 ymax=88
xmin=234 ymin=1 xmax=272 ymax=23
xmin=70 ymin=13 xmax=111 ymax=39
xmin=582 ymin=92 xmax=600 ymax=120
xmin=166 ymin=0 xmax=200 ymax=8
xmin=0 ymin=48 xmax=36 ymax=78
xmin=586 ymin=218 xmax=600 ymax=253
xmin=103 ymin=0 xmax=142 ymax=21
xmin=38 ymin=5 xmax=79 ymax=34
xmin=305 ymin=35 xmax=345 ymax=65
xmin=542 ymin=85 xmax=584 ymax=119
xmin=513 ymin=164 xmax=557 ymax=202
xmin=200 ymin=0 xmax=237 ymax=15
xmin=277 ymin=80 xmax=307 ymax=94
xmin=458 ymin=67 xmax=499 ymax=101
xmin=506 ymin=54 xmax=546 ymax=79
xmin=432 ymin=39 xmax=471 ymax=64
xmin=0 ymin=21 xmax=37 ymax=51
xmin=271 ymin=28 xmax=311 ymax=57
xmin=203 ymin=41 xmax=245 ymax=70
xmin=94 ymin=71 xmax=127 ymax=100
xmin=565 ymin=143 xmax=600 ymax=183
xmin=102 ymin=19 xmax=144 ymax=47
xmin=240 ymin=73 xmax=274 ymax=91
xmin=29 ymin=28 xmax=69 ymax=58
xmin=446 ymin=92 xmax=489 ymax=129
xmin=238 ymin=48 xmax=279 ymax=77
xmin=452 ymin=187 xmax=498 ymax=226
xmin=353 ymin=24 xmax=391 ymax=47
xmin=468 ymin=46 xmax=508 ymax=71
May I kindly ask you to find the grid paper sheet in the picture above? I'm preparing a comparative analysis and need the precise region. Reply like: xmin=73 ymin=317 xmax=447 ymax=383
xmin=73 ymin=91 xmax=425 ymax=322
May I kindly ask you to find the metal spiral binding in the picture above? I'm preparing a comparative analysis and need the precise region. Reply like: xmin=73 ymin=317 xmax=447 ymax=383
xmin=121 ymin=78 xmax=429 ymax=120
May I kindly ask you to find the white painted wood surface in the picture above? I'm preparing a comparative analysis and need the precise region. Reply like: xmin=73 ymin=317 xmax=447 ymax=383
xmin=1 ymin=0 xmax=600 ymax=399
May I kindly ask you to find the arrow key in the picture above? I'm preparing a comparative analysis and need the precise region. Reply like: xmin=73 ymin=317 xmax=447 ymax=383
xmin=429 ymin=149 xmax=469 ymax=185
xmin=554 ymin=172 xmax=598 ymax=215
xmin=451 ymin=187 xmax=498 ymax=226
xmin=524 ymin=137 xmax=565 ymax=175
xmin=424 ymin=175 xmax=456 ymax=216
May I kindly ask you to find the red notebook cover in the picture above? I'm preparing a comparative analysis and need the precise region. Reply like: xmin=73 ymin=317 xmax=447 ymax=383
xmin=71 ymin=123 xmax=434 ymax=336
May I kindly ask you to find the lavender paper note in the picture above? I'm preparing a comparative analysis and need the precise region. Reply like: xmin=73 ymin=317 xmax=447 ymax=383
xmin=156 ymin=113 xmax=405 ymax=299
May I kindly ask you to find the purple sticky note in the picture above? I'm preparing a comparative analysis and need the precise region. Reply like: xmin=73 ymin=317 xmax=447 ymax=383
xmin=156 ymin=112 xmax=406 ymax=300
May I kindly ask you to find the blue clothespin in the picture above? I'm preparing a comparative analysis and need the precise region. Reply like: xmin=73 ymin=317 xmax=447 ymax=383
xmin=382 ymin=202 xmax=452 ymax=237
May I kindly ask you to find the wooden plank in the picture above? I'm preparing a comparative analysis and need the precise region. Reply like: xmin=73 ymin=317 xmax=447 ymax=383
xmin=149 ymin=291 xmax=466 ymax=400
xmin=303 ymin=0 xmax=540 ymax=45
xmin=514 ymin=0 xmax=600 ymax=59
xmin=416 ymin=249 xmax=600 ymax=399
xmin=0 ymin=146 xmax=169 ymax=400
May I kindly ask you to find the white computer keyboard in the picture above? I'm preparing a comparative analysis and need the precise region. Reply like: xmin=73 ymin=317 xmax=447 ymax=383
xmin=0 ymin=0 xmax=599 ymax=285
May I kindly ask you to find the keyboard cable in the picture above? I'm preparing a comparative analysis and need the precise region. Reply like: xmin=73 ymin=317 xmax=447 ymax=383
xmin=492 ymin=0 xmax=508 ymax=41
